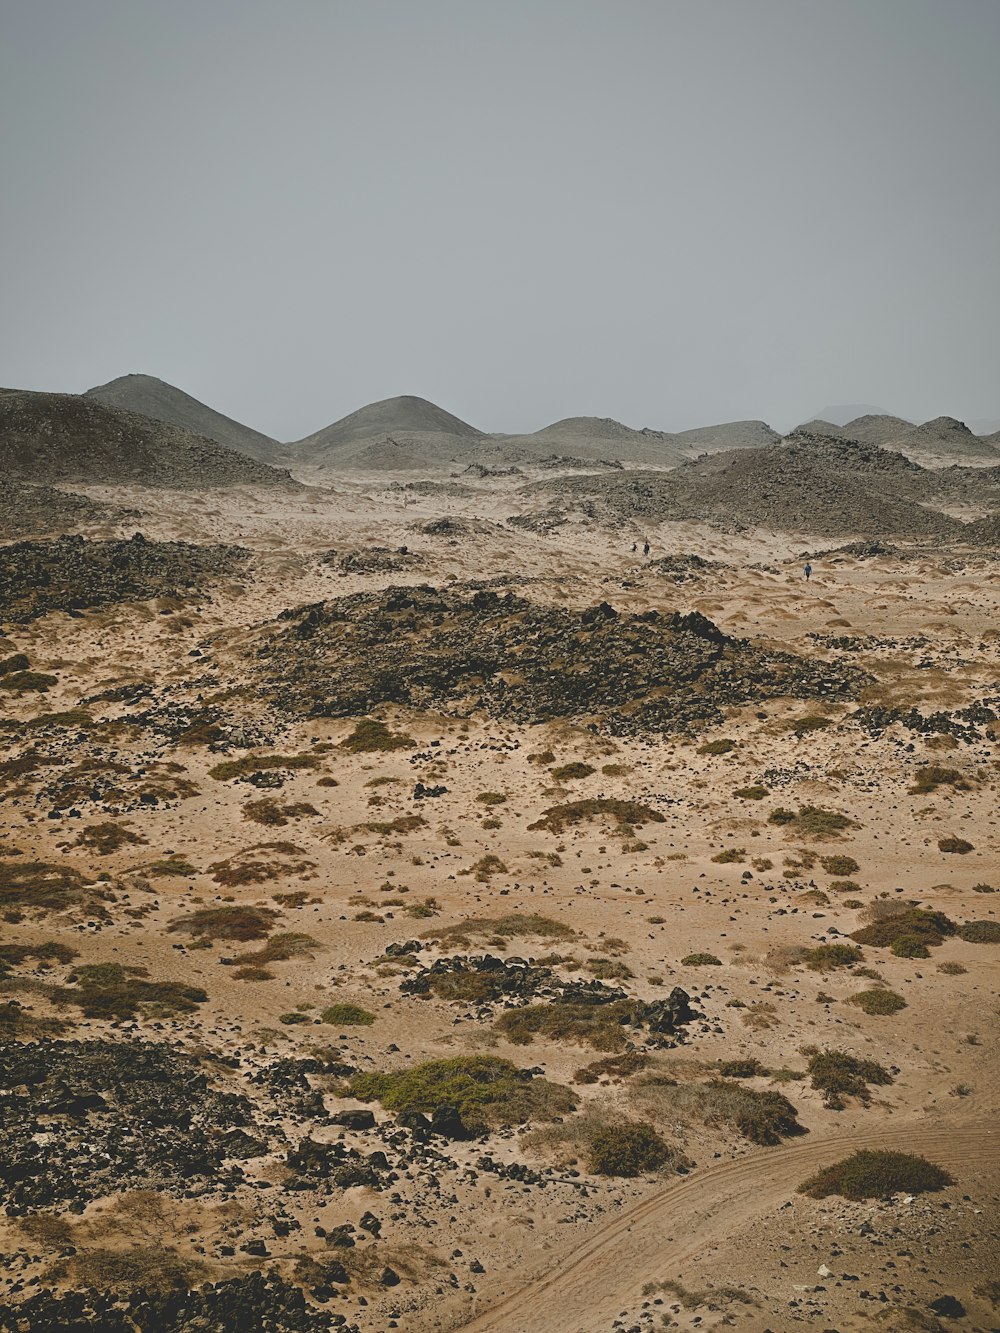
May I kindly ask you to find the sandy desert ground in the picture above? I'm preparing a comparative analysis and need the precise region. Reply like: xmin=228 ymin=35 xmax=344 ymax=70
xmin=0 ymin=472 xmax=998 ymax=1333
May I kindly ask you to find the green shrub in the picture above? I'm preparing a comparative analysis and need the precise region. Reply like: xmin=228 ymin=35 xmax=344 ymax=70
xmin=798 ymin=1150 xmax=953 ymax=1200
xmin=279 ymin=1011 xmax=310 ymax=1025
xmin=892 ymin=934 xmax=929 ymax=958
xmin=0 ymin=670 xmax=58 ymax=693
xmin=348 ymin=1055 xmax=576 ymax=1131
xmin=718 ymin=1058 xmax=768 ymax=1078
xmin=958 ymin=920 xmax=1000 ymax=944
xmin=769 ymin=806 xmax=853 ymax=837
xmin=475 ymin=791 xmax=508 ymax=805
xmin=909 ymin=766 xmax=971 ymax=795
xmin=551 ymin=762 xmax=596 ymax=780
xmin=806 ymin=1049 xmax=892 ymax=1109
xmin=804 ymin=943 xmax=863 ymax=971
xmin=821 ymin=855 xmax=860 ymax=876
xmin=340 ymin=719 xmax=415 ymax=753
xmin=846 ymin=989 xmax=907 ymax=1015
xmin=74 ymin=822 xmax=147 ymax=855
xmin=971 ymin=882 xmax=996 ymax=894
xmin=528 ymin=799 xmax=665 ymax=834
xmin=495 ymin=999 xmax=644 ymax=1052
xmin=698 ymin=738 xmax=735 ymax=755
xmin=681 ymin=952 xmax=722 ymax=966
xmin=208 ymin=752 xmax=319 ymax=781
xmin=588 ymin=1121 xmax=673 ymax=1176
xmin=54 ymin=963 xmax=207 ymax=1021
xmin=322 ymin=1002 xmax=376 ymax=1026
xmin=851 ymin=908 xmax=956 ymax=952
xmin=734 ymin=785 xmax=768 ymax=800
xmin=711 ymin=848 xmax=745 ymax=864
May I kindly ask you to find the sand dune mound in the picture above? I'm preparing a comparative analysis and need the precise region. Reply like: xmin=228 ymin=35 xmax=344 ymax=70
xmin=0 ymin=389 xmax=294 ymax=489
xmin=85 ymin=374 xmax=281 ymax=463
xmin=258 ymin=584 xmax=867 ymax=735
xmin=523 ymin=432 xmax=966 ymax=538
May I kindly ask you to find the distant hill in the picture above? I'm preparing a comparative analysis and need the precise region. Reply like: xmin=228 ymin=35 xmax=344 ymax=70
xmin=883 ymin=416 xmax=1000 ymax=465
xmin=86 ymin=374 xmax=280 ymax=463
xmin=814 ymin=403 xmax=893 ymax=426
xmin=521 ymin=432 xmax=967 ymax=539
xmin=0 ymin=389 xmax=295 ymax=489
xmin=0 ymin=478 xmax=132 ymax=540
xmin=498 ymin=416 xmax=687 ymax=467
xmin=674 ymin=419 xmax=780 ymax=455
xmin=292 ymin=395 xmax=484 ymax=469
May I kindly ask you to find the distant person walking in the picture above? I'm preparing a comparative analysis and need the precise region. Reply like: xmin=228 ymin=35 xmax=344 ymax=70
xmin=804 ymin=562 xmax=812 ymax=581
xmin=643 ymin=541 xmax=650 ymax=557
xmin=631 ymin=542 xmax=637 ymax=553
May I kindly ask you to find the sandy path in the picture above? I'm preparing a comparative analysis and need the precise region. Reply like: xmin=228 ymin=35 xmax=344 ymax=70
xmin=450 ymin=1119 xmax=996 ymax=1333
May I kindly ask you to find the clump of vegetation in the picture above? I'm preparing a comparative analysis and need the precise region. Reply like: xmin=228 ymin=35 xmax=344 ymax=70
xmin=495 ymin=999 xmax=644 ymax=1052
xmin=0 ymin=652 xmax=31 ymax=676
xmin=528 ymin=750 xmax=555 ymax=765
xmin=146 ymin=856 xmax=198 ymax=878
xmin=231 ymin=932 xmax=317 ymax=977
xmin=938 ymin=960 xmax=966 ymax=975
xmin=74 ymin=822 xmax=148 ymax=855
xmin=0 ymin=859 xmax=96 ymax=913
xmin=601 ymin=763 xmax=628 ymax=777
xmin=798 ymin=1150 xmax=952 ymax=1200
xmin=457 ymin=853 xmax=508 ymax=882
xmin=573 ymin=1053 xmax=650 ymax=1084
xmin=243 ymin=798 xmax=320 ymax=826
xmin=322 ymin=1002 xmax=376 ymax=1026
xmin=585 ymin=957 xmax=634 ymax=980
xmin=348 ymin=1055 xmax=576 ymax=1131
xmin=806 ymin=1049 xmax=893 ymax=1109
xmin=475 ymin=791 xmax=507 ymax=806
xmin=698 ymin=738 xmax=735 ymax=756
xmin=588 ymin=1121 xmax=675 ymax=1176
xmin=938 ymin=835 xmax=974 ymax=854
xmin=971 ymin=882 xmax=996 ymax=894
xmin=804 ymin=943 xmax=863 ymax=971
xmin=909 ymin=766 xmax=972 ymax=795
xmin=208 ymin=752 xmax=320 ymax=781
xmin=681 ymin=952 xmax=722 ymax=966
xmin=0 ymin=941 xmax=77 ymax=972
xmin=528 ymin=799 xmax=665 ymax=834
xmin=768 ymin=806 xmax=854 ymax=837
xmin=788 ymin=715 xmax=832 ymax=737
xmin=820 ymin=854 xmax=860 ymax=876
xmin=168 ymin=904 xmax=278 ymax=942
xmin=734 ymin=785 xmax=768 ymax=800
xmin=851 ymin=908 xmax=956 ymax=956
xmin=209 ymin=842 xmax=315 ymax=886
xmin=711 ymin=848 xmax=745 ymax=864
xmin=632 ymin=1076 xmax=803 ymax=1145
xmin=846 ymin=989 xmax=907 ymax=1015
xmin=426 ymin=913 xmax=576 ymax=949
xmin=340 ymin=719 xmax=415 ymax=753
xmin=551 ymin=762 xmax=596 ymax=781
xmin=0 ymin=670 xmax=59 ymax=693
xmin=362 ymin=814 xmax=426 ymax=836
xmin=54 ymin=962 xmax=207 ymax=1020
xmin=959 ymin=920 xmax=1000 ymax=943
xmin=829 ymin=879 xmax=861 ymax=894
xmin=718 ymin=1058 xmax=768 ymax=1078
xmin=44 ymin=1245 xmax=207 ymax=1296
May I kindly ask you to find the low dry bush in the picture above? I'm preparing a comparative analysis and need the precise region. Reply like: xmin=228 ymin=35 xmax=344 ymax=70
xmin=168 ymin=904 xmax=278 ymax=942
xmin=340 ymin=719 xmax=415 ymax=753
xmin=798 ymin=1150 xmax=952 ymax=1200
xmin=348 ymin=1055 xmax=576 ymax=1131
xmin=528 ymin=799 xmax=665 ymax=835
xmin=806 ymin=1049 xmax=892 ymax=1108
xmin=632 ymin=1075 xmax=803 ymax=1145
xmin=846 ymin=989 xmax=907 ymax=1015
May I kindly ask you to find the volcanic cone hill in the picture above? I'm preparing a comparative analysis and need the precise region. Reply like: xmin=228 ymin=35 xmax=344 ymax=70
xmin=522 ymin=433 xmax=969 ymax=538
xmin=291 ymin=394 xmax=486 ymax=470
xmin=883 ymin=416 xmax=1000 ymax=465
xmin=256 ymin=583 xmax=868 ymax=735
xmin=0 ymin=534 xmax=249 ymax=623
xmin=85 ymin=374 xmax=281 ymax=464
xmin=0 ymin=389 xmax=295 ymax=488
xmin=674 ymin=419 xmax=780 ymax=455
xmin=0 ymin=479 xmax=131 ymax=540
xmin=495 ymin=416 xmax=688 ymax=467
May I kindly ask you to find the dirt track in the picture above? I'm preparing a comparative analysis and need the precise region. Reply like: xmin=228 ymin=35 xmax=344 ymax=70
xmin=450 ymin=1119 xmax=997 ymax=1332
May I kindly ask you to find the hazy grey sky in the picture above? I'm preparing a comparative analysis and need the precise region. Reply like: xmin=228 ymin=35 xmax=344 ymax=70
xmin=2 ymin=0 xmax=998 ymax=439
